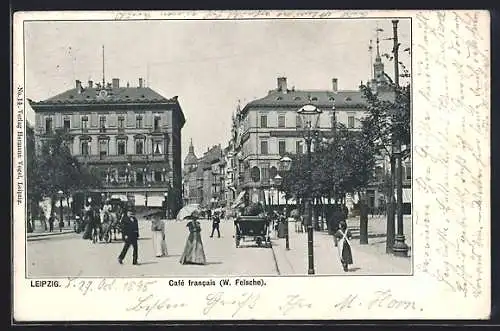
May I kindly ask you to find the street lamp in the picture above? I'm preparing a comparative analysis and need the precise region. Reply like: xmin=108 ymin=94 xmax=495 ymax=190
xmin=57 ymin=190 xmax=64 ymax=232
xmin=145 ymin=183 xmax=151 ymax=207
xmin=163 ymin=192 xmax=169 ymax=219
xmin=391 ymin=19 xmax=409 ymax=258
xmin=274 ymin=173 xmax=289 ymax=250
xmin=296 ymin=104 xmax=323 ymax=275
xmin=279 ymin=155 xmax=292 ymax=249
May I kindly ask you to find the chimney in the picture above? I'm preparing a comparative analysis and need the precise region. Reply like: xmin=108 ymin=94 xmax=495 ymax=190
xmin=112 ymin=78 xmax=120 ymax=88
xmin=277 ymin=77 xmax=287 ymax=93
xmin=138 ymin=78 xmax=143 ymax=88
xmin=75 ymin=80 xmax=82 ymax=93
xmin=88 ymin=80 xmax=93 ymax=88
xmin=332 ymin=78 xmax=338 ymax=92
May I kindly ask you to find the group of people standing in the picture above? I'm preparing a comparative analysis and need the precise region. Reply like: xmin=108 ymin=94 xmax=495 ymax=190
xmin=116 ymin=208 xmax=224 ymax=266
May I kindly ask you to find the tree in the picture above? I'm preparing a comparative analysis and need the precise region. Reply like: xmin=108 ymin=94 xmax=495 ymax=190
xmin=359 ymin=80 xmax=411 ymax=251
xmin=29 ymin=129 xmax=101 ymax=217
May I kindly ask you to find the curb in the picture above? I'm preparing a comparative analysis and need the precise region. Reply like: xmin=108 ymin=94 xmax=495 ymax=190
xmin=269 ymin=240 xmax=281 ymax=276
xmin=27 ymin=231 xmax=75 ymax=239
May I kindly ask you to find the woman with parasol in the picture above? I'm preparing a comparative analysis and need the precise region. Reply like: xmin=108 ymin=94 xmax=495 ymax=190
xmin=179 ymin=210 xmax=206 ymax=265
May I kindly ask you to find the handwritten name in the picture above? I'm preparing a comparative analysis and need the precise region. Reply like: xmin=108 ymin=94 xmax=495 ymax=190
xmin=279 ymin=294 xmax=313 ymax=316
xmin=333 ymin=289 xmax=421 ymax=312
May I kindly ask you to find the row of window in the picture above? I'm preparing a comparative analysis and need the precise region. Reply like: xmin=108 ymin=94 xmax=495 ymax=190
xmin=44 ymin=114 xmax=163 ymax=133
xmin=259 ymin=140 xmax=304 ymax=155
xmin=101 ymin=169 xmax=166 ymax=183
xmin=80 ymin=139 xmax=164 ymax=156
xmin=257 ymin=114 xmax=356 ymax=129
xmin=246 ymin=164 xmax=411 ymax=183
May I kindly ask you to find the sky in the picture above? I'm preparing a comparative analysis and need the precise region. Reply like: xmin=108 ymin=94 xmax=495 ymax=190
xmin=24 ymin=18 xmax=410 ymax=162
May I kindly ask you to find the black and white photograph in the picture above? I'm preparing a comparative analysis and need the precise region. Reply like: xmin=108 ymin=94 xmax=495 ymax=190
xmin=12 ymin=10 xmax=490 ymax=321
xmin=24 ymin=17 xmax=412 ymax=278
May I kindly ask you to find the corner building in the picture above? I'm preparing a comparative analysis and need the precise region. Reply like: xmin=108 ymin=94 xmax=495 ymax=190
xmin=29 ymin=78 xmax=185 ymax=215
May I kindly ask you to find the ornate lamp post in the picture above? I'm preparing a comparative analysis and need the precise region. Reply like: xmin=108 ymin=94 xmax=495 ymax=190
xmin=163 ymin=192 xmax=168 ymax=219
xmin=57 ymin=190 xmax=64 ymax=231
xmin=279 ymin=155 xmax=292 ymax=249
xmin=269 ymin=178 xmax=274 ymax=213
xmin=145 ymin=183 xmax=151 ymax=207
xmin=296 ymin=104 xmax=322 ymax=275
xmin=274 ymin=173 xmax=289 ymax=250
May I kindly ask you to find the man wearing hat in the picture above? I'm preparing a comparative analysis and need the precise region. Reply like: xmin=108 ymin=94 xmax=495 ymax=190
xmin=118 ymin=203 xmax=140 ymax=265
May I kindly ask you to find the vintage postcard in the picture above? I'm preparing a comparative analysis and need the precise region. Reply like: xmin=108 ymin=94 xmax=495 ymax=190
xmin=12 ymin=10 xmax=490 ymax=321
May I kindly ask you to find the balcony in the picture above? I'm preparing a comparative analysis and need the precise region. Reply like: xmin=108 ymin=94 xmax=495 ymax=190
xmin=102 ymin=181 xmax=169 ymax=189
xmin=75 ymin=153 xmax=168 ymax=164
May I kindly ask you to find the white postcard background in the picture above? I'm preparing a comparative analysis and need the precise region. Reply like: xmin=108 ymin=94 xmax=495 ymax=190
xmin=12 ymin=10 xmax=490 ymax=321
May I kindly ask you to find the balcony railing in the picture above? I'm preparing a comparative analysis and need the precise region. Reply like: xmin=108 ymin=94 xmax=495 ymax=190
xmin=102 ymin=181 xmax=169 ymax=188
xmin=75 ymin=153 xmax=168 ymax=163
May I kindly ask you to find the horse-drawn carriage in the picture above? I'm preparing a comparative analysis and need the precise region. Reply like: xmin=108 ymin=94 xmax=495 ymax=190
xmin=234 ymin=215 xmax=272 ymax=248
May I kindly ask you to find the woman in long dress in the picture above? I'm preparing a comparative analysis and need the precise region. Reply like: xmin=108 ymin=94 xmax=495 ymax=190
xmin=151 ymin=212 xmax=168 ymax=257
xmin=179 ymin=211 xmax=206 ymax=265
xmin=334 ymin=220 xmax=353 ymax=272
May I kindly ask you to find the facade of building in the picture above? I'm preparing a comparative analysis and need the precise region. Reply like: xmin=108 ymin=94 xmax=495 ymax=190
xmin=182 ymin=143 xmax=227 ymax=208
xmin=229 ymin=51 xmax=411 ymax=212
xmin=231 ymin=75 xmax=370 ymax=206
xmin=29 ymin=78 xmax=185 ymax=215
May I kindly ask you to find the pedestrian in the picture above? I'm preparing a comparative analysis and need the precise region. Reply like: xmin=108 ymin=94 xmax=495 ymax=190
xmin=210 ymin=211 xmax=221 ymax=238
xmin=118 ymin=204 xmax=140 ymax=265
xmin=207 ymin=209 xmax=212 ymax=220
xmin=334 ymin=220 xmax=353 ymax=272
xmin=179 ymin=210 xmax=206 ymax=265
xmin=150 ymin=210 xmax=168 ymax=257
xmin=58 ymin=216 xmax=64 ymax=232
xmin=48 ymin=213 xmax=55 ymax=232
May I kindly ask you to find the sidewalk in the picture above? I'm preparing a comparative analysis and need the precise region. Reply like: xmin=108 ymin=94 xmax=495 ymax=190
xmin=271 ymin=215 xmax=412 ymax=276
xmin=27 ymin=229 xmax=75 ymax=239
xmin=27 ymin=221 xmax=76 ymax=239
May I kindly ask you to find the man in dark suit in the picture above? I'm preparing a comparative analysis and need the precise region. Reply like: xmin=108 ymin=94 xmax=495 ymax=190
xmin=210 ymin=211 xmax=221 ymax=238
xmin=118 ymin=204 xmax=139 ymax=265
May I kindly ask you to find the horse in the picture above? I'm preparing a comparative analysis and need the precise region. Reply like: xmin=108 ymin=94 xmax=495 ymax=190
xmin=101 ymin=209 xmax=123 ymax=242
xmin=86 ymin=209 xmax=102 ymax=244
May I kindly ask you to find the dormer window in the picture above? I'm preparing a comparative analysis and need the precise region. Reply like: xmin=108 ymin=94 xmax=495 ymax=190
xmin=311 ymin=97 xmax=318 ymax=101
xmin=345 ymin=97 xmax=352 ymax=102
xmin=294 ymin=96 xmax=301 ymax=101
xmin=329 ymin=97 xmax=335 ymax=102
xmin=276 ymin=96 xmax=282 ymax=101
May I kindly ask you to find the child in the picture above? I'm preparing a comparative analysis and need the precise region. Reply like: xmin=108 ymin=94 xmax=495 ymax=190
xmin=334 ymin=220 xmax=353 ymax=272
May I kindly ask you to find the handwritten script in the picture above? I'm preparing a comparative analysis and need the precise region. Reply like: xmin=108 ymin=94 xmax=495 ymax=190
xmin=414 ymin=11 xmax=488 ymax=300
xmin=333 ymin=289 xmax=422 ymax=312
xmin=203 ymin=292 xmax=260 ymax=317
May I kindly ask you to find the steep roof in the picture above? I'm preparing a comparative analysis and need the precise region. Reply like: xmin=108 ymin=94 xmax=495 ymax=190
xmin=242 ymin=89 xmax=366 ymax=113
xmin=33 ymin=86 xmax=174 ymax=105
